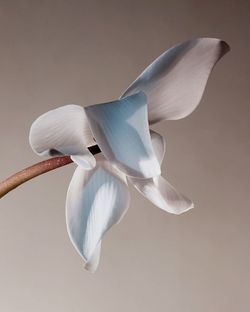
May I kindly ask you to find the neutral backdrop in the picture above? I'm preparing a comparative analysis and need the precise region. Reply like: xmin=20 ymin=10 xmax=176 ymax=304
xmin=0 ymin=0 xmax=249 ymax=311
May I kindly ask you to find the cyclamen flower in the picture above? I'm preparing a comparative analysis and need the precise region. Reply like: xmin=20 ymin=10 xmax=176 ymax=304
xmin=29 ymin=38 xmax=229 ymax=272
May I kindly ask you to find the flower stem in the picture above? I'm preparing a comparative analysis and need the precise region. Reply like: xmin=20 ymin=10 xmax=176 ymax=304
xmin=0 ymin=145 xmax=101 ymax=199
xmin=0 ymin=156 xmax=73 ymax=199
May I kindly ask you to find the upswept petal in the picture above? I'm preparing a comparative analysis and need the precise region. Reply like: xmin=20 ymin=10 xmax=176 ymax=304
xmin=29 ymin=105 xmax=96 ymax=169
xmin=121 ymin=38 xmax=230 ymax=123
xmin=129 ymin=130 xmax=193 ymax=214
xmin=84 ymin=92 xmax=161 ymax=179
xmin=66 ymin=156 xmax=130 ymax=271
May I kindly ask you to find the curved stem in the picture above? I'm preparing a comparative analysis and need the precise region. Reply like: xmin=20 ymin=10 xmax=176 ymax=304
xmin=0 ymin=156 xmax=73 ymax=199
xmin=0 ymin=144 xmax=101 ymax=199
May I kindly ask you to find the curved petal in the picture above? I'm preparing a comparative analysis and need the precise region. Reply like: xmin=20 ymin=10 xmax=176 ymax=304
xmin=130 ymin=175 xmax=193 ymax=215
xmin=84 ymin=92 xmax=161 ymax=178
xmin=129 ymin=130 xmax=193 ymax=214
xmin=29 ymin=104 xmax=96 ymax=169
xmin=66 ymin=156 xmax=130 ymax=271
xmin=121 ymin=38 xmax=230 ymax=124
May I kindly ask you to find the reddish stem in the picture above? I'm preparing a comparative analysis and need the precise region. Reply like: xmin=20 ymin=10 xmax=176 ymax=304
xmin=0 ymin=144 xmax=101 ymax=199
xmin=0 ymin=156 xmax=73 ymax=199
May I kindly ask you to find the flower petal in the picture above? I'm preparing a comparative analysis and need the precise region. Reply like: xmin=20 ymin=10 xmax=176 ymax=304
xmin=84 ymin=241 xmax=102 ymax=273
xmin=130 ymin=175 xmax=193 ymax=215
xmin=84 ymin=92 xmax=161 ymax=178
xmin=66 ymin=156 xmax=130 ymax=271
xmin=29 ymin=104 xmax=96 ymax=169
xmin=121 ymin=38 xmax=230 ymax=124
xmin=150 ymin=130 xmax=166 ymax=165
xmin=129 ymin=130 xmax=193 ymax=214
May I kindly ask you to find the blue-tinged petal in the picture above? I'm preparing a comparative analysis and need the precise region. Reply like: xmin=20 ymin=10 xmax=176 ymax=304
xmin=84 ymin=92 xmax=161 ymax=178
xmin=66 ymin=156 xmax=130 ymax=272
xmin=129 ymin=131 xmax=193 ymax=214
xmin=121 ymin=38 xmax=230 ymax=123
xmin=29 ymin=105 xmax=96 ymax=169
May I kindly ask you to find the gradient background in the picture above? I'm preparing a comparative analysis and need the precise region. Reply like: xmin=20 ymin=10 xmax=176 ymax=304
xmin=0 ymin=1 xmax=249 ymax=311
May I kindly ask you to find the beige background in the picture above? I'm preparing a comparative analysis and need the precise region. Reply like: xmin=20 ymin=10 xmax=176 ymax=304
xmin=0 ymin=0 xmax=249 ymax=311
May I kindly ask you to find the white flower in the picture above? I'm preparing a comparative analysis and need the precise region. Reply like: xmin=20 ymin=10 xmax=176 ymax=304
xmin=29 ymin=38 xmax=229 ymax=272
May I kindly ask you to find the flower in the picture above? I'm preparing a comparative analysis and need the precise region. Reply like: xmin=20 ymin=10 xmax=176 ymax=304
xmin=29 ymin=37 xmax=229 ymax=272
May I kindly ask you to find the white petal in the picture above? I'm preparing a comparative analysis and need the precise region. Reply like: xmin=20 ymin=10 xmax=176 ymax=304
xmin=84 ymin=241 xmax=102 ymax=273
xmin=66 ymin=157 xmax=130 ymax=271
xmin=129 ymin=130 xmax=193 ymax=214
xmin=130 ymin=175 xmax=193 ymax=215
xmin=84 ymin=92 xmax=161 ymax=178
xmin=121 ymin=38 xmax=230 ymax=123
xmin=150 ymin=130 xmax=166 ymax=165
xmin=29 ymin=104 xmax=96 ymax=169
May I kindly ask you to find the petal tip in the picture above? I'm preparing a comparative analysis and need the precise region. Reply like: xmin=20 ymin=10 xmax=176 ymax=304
xmin=202 ymin=37 xmax=230 ymax=57
xmin=220 ymin=40 xmax=230 ymax=56
xmin=84 ymin=262 xmax=98 ymax=273
xmin=174 ymin=201 xmax=194 ymax=215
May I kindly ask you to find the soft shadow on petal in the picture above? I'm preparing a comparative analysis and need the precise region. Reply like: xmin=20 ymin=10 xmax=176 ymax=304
xmin=66 ymin=156 xmax=130 ymax=271
xmin=29 ymin=105 xmax=96 ymax=169
xmin=129 ymin=130 xmax=193 ymax=214
xmin=150 ymin=130 xmax=166 ymax=164
xmin=84 ymin=92 xmax=161 ymax=179
xmin=121 ymin=38 xmax=230 ymax=123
